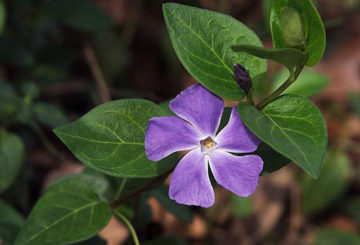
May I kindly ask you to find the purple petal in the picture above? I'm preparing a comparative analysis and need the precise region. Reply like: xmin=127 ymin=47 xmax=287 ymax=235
xmin=169 ymin=84 xmax=224 ymax=137
xmin=216 ymin=106 xmax=261 ymax=153
xmin=169 ymin=148 xmax=214 ymax=208
xmin=209 ymin=150 xmax=263 ymax=197
xmin=145 ymin=116 xmax=200 ymax=161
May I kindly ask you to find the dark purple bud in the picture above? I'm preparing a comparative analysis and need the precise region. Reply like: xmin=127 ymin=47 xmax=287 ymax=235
xmin=234 ymin=63 xmax=252 ymax=94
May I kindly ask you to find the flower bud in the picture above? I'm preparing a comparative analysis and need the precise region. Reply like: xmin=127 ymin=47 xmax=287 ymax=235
xmin=234 ymin=64 xmax=252 ymax=94
xmin=280 ymin=7 xmax=306 ymax=48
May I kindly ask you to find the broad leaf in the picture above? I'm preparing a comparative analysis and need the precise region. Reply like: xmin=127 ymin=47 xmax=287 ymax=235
xmin=272 ymin=69 xmax=330 ymax=97
xmin=255 ymin=143 xmax=291 ymax=175
xmin=0 ymin=130 xmax=24 ymax=193
xmin=301 ymin=150 xmax=351 ymax=215
xmin=152 ymin=185 xmax=193 ymax=223
xmin=14 ymin=177 xmax=111 ymax=245
xmin=238 ymin=95 xmax=327 ymax=178
xmin=76 ymin=236 xmax=107 ymax=245
xmin=163 ymin=3 xmax=267 ymax=100
xmin=54 ymin=99 xmax=177 ymax=178
xmin=270 ymin=0 xmax=326 ymax=66
xmin=232 ymin=45 xmax=307 ymax=70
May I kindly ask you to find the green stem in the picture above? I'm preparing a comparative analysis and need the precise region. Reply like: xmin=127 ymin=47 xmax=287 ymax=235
xmin=256 ymin=65 xmax=304 ymax=110
xmin=247 ymin=88 xmax=255 ymax=105
xmin=114 ymin=211 xmax=140 ymax=245
xmin=112 ymin=178 xmax=128 ymax=202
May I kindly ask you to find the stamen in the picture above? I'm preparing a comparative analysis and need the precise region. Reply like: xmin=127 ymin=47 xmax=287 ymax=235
xmin=200 ymin=136 xmax=217 ymax=154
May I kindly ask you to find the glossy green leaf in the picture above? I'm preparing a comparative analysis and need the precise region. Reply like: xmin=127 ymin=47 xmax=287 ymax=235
xmin=152 ymin=185 xmax=193 ymax=223
xmin=313 ymin=229 xmax=360 ymax=245
xmin=0 ymin=130 xmax=24 ymax=193
xmin=270 ymin=0 xmax=326 ymax=66
xmin=33 ymin=102 xmax=69 ymax=128
xmin=272 ymin=69 xmax=330 ymax=97
xmin=54 ymin=173 xmax=113 ymax=202
xmin=54 ymin=99 xmax=177 ymax=178
xmin=255 ymin=143 xmax=291 ymax=175
xmin=301 ymin=150 xmax=351 ymax=215
xmin=238 ymin=95 xmax=327 ymax=178
xmin=163 ymin=3 xmax=267 ymax=100
xmin=76 ymin=236 xmax=107 ymax=245
xmin=14 ymin=177 xmax=111 ymax=245
xmin=0 ymin=200 xmax=24 ymax=227
xmin=232 ymin=45 xmax=307 ymax=70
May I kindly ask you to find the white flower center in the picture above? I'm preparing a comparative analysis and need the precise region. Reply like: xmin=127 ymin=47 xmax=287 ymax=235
xmin=200 ymin=136 xmax=217 ymax=154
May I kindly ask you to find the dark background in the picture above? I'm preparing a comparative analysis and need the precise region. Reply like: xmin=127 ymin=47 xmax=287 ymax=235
xmin=0 ymin=0 xmax=360 ymax=244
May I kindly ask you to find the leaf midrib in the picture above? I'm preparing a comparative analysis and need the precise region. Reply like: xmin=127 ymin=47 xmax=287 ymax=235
xmin=18 ymin=201 xmax=101 ymax=245
xmin=167 ymin=8 xmax=234 ymax=75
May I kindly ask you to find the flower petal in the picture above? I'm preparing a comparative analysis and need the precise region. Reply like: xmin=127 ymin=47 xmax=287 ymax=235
xmin=169 ymin=148 xmax=214 ymax=208
xmin=145 ymin=116 xmax=200 ymax=161
xmin=216 ymin=106 xmax=261 ymax=153
xmin=209 ymin=150 xmax=263 ymax=197
xmin=169 ymin=84 xmax=224 ymax=137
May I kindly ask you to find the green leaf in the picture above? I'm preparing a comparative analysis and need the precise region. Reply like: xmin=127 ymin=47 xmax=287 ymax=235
xmin=21 ymin=83 xmax=40 ymax=99
xmin=0 ymin=0 xmax=5 ymax=33
xmin=53 ymin=173 xmax=113 ymax=202
xmin=232 ymin=45 xmax=307 ymax=70
xmin=270 ymin=0 xmax=326 ymax=66
xmin=0 ymin=200 xmax=24 ymax=227
xmin=300 ymin=150 xmax=351 ymax=215
xmin=238 ymin=95 xmax=327 ymax=178
xmin=231 ymin=195 xmax=252 ymax=217
xmin=0 ymin=130 xmax=24 ymax=193
xmin=0 ymin=223 xmax=21 ymax=245
xmin=163 ymin=3 xmax=267 ymax=100
xmin=272 ymin=69 xmax=330 ymax=97
xmin=14 ymin=177 xmax=111 ymax=245
xmin=54 ymin=99 xmax=177 ymax=178
xmin=313 ymin=229 xmax=360 ymax=245
xmin=33 ymin=102 xmax=69 ymax=128
xmin=152 ymin=185 xmax=193 ymax=223
xmin=0 ymin=81 xmax=21 ymax=123
xmin=255 ymin=143 xmax=291 ymax=175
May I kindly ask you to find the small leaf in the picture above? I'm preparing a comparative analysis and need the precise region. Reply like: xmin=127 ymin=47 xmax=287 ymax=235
xmin=163 ymin=3 xmax=267 ymax=100
xmin=272 ymin=69 xmax=330 ymax=97
xmin=301 ymin=150 xmax=351 ymax=215
xmin=238 ymin=95 xmax=327 ymax=178
xmin=232 ymin=45 xmax=307 ymax=70
xmin=0 ymin=81 xmax=21 ymax=123
xmin=270 ymin=0 xmax=326 ymax=66
xmin=152 ymin=185 xmax=193 ymax=223
xmin=54 ymin=99 xmax=177 ymax=178
xmin=279 ymin=7 xmax=306 ymax=47
xmin=21 ymin=83 xmax=40 ymax=99
xmin=0 ymin=130 xmax=24 ymax=193
xmin=0 ymin=200 xmax=24 ymax=227
xmin=33 ymin=102 xmax=69 ymax=128
xmin=14 ymin=177 xmax=111 ymax=245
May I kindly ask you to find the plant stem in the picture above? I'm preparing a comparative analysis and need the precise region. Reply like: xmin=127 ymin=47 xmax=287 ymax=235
xmin=256 ymin=65 xmax=304 ymax=110
xmin=112 ymin=178 xmax=128 ymax=202
xmin=114 ymin=211 xmax=140 ymax=245
xmin=111 ymin=169 xmax=172 ymax=208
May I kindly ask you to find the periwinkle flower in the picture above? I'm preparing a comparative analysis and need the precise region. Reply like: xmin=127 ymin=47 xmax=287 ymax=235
xmin=145 ymin=84 xmax=263 ymax=207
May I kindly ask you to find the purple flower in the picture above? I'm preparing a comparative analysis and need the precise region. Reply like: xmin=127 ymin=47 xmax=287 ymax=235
xmin=145 ymin=84 xmax=263 ymax=208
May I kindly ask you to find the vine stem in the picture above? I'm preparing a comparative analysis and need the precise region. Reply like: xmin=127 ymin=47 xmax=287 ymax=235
xmin=114 ymin=211 xmax=140 ymax=245
xmin=256 ymin=65 xmax=304 ymax=110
